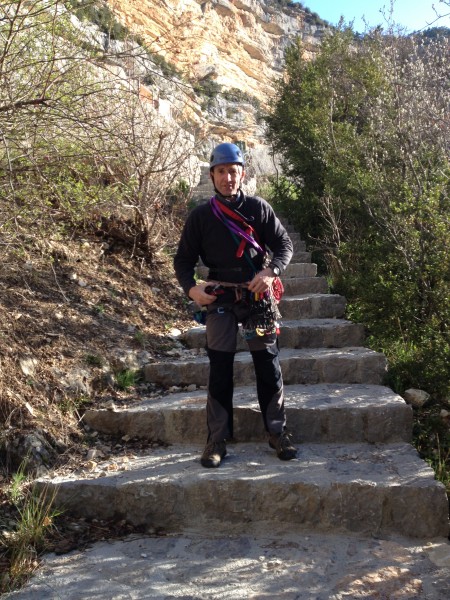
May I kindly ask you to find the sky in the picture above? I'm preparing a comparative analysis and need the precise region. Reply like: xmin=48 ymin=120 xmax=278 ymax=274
xmin=298 ymin=1 xmax=450 ymax=33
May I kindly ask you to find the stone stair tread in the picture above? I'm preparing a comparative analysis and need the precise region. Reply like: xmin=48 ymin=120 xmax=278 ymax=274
xmin=183 ymin=319 xmax=364 ymax=349
xmin=88 ymin=383 xmax=406 ymax=414
xmin=279 ymin=293 xmax=346 ymax=319
xmin=288 ymin=251 xmax=311 ymax=262
xmin=282 ymin=276 xmax=328 ymax=294
xmin=152 ymin=346 xmax=384 ymax=364
xmin=281 ymin=293 xmax=344 ymax=301
xmin=281 ymin=317 xmax=352 ymax=326
xmin=50 ymin=442 xmax=429 ymax=485
xmin=144 ymin=346 xmax=386 ymax=387
xmin=186 ymin=317 xmax=357 ymax=332
xmin=196 ymin=262 xmax=317 ymax=279
xmin=84 ymin=383 xmax=412 ymax=444
xmin=185 ymin=318 xmax=358 ymax=331
xmin=45 ymin=442 xmax=448 ymax=538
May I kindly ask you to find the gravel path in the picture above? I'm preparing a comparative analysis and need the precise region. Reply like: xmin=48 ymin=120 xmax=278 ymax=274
xmin=6 ymin=530 xmax=450 ymax=599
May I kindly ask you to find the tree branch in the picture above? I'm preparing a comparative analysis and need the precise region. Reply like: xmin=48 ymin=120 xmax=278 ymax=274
xmin=0 ymin=98 xmax=50 ymax=113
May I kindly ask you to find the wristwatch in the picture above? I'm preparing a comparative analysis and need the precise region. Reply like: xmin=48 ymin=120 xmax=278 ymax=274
xmin=269 ymin=264 xmax=281 ymax=277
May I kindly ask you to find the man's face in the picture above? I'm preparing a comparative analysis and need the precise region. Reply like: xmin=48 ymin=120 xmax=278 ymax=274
xmin=210 ymin=163 xmax=245 ymax=197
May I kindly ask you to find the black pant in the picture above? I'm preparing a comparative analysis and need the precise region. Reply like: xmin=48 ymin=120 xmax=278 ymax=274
xmin=205 ymin=304 xmax=286 ymax=442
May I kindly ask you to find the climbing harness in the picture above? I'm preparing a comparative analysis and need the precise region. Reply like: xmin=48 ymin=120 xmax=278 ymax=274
xmin=187 ymin=196 xmax=285 ymax=336
xmin=206 ymin=196 xmax=285 ymax=337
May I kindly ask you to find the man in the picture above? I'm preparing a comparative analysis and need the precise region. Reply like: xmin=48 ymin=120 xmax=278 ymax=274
xmin=174 ymin=142 xmax=296 ymax=468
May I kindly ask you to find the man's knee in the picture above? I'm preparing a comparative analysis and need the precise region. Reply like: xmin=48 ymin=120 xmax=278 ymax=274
xmin=250 ymin=341 xmax=280 ymax=363
xmin=251 ymin=345 xmax=282 ymax=385
xmin=207 ymin=348 xmax=235 ymax=364
xmin=207 ymin=348 xmax=235 ymax=388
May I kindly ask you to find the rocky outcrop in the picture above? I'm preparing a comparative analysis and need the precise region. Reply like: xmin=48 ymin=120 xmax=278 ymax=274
xmin=108 ymin=0 xmax=326 ymax=149
xmin=111 ymin=1 xmax=316 ymax=99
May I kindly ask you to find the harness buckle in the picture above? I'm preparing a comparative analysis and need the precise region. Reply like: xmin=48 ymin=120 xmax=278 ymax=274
xmin=216 ymin=307 xmax=225 ymax=314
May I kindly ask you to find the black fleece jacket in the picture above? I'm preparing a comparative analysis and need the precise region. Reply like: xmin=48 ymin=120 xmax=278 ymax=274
xmin=174 ymin=192 xmax=293 ymax=296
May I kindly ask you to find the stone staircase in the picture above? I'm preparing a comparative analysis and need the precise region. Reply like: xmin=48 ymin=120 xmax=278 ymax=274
xmin=43 ymin=224 xmax=449 ymax=540
xmin=191 ymin=165 xmax=213 ymax=202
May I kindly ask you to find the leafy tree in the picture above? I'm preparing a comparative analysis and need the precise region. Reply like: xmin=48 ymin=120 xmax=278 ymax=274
xmin=0 ymin=1 xmax=194 ymax=262
xmin=266 ymin=27 xmax=450 ymax=397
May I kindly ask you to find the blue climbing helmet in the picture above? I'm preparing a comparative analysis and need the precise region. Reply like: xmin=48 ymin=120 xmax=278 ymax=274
xmin=209 ymin=143 xmax=245 ymax=169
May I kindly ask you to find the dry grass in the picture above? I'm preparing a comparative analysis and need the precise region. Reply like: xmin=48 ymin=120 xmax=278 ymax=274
xmin=0 ymin=216 xmax=195 ymax=591
xmin=0 ymin=220 xmax=192 ymax=474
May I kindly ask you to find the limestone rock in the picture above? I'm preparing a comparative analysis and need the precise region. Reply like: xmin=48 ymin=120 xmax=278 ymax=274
xmin=19 ymin=357 xmax=38 ymax=377
xmin=107 ymin=0 xmax=325 ymax=149
xmin=403 ymin=388 xmax=431 ymax=408
xmin=5 ymin=429 xmax=57 ymax=475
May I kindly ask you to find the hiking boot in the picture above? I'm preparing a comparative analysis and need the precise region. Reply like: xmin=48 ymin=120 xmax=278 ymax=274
xmin=268 ymin=431 xmax=297 ymax=461
xmin=200 ymin=440 xmax=227 ymax=468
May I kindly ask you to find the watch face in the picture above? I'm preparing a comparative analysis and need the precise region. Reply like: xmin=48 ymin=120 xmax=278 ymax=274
xmin=272 ymin=266 xmax=280 ymax=276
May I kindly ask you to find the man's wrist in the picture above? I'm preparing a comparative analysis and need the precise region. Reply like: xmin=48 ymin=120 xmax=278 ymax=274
xmin=268 ymin=263 xmax=281 ymax=277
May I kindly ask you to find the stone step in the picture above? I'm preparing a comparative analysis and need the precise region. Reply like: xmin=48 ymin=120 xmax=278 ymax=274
xmin=192 ymin=274 xmax=328 ymax=295
xmin=289 ymin=251 xmax=311 ymax=263
xmin=286 ymin=230 xmax=302 ymax=240
xmin=290 ymin=236 xmax=306 ymax=252
xmin=269 ymin=250 xmax=311 ymax=263
xmin=83 ymin=384 xmax=412 ymax=445
xmin=42 ymin=442 xmax=449 ymax=538
xmin=283 ymin=262 xmax=317 ymax=278
xmin=188 ymin=292 xmax=343 ymax=321
xmin=196 ymin=262 xmax=317 ymax=280
xmin=284 ymin=230 xmax=306 ymax=248
xmin=183 ymin=319 xmax=365 ymax=350
xmin=279 ymin=219 xmax=297 ymax=233
xmin=279 ymin=294 xmax=346 ymax=319
xmin=282 ymin=276 xmax=328 ymax=295
xmin=143 ymin=347 xmax=387 ymax=387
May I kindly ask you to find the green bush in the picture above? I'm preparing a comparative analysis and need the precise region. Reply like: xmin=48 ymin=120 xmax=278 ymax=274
xmin=146 ymin=52 xmax=183 ymax=81
xmin=266 ymin=28 xmax=450 ymax=398
xmin=65 ymin=0 xmax=129 ymax=40
xmin=222 ymin=88 xmax=261 ymax=111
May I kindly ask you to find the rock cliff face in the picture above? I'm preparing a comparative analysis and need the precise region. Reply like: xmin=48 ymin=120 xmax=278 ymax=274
xmin=109 ymin=0 xmax=324 ymax=151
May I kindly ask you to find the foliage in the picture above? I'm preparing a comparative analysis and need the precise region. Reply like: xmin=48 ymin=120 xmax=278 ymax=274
xmin=1 ymin=463 xmax=61 ymax=592
xmin=299 ymin=4 xmax=329 ymax=27
xmin=65 ymin=0 xmax=129 ymax=40
xmin=268 ymin=0 xmax=297 ymax=9
xmin=416 ymin=26 xmax=450 ymax=41
xmin=192 ymin=76 xmax=222 ymax=110
xmin=84 ymin=353 xmax=104 ymax=367
xmin=222 ymin=88 xmax=261 ymax=111
xmin=268 ymin=1 xmax=328 ymax=27
xmin=266 ymin=27 xmax=450 ymax=398
xmin=413 ymin=404 xmax=450 ymax=495
xmin=143 ymin=51 xmax=183 ymax=83
xmin=0 ymin=1 xmax=194 ymax=264
xmin=114 ymin=368 xmax=140 ymax=390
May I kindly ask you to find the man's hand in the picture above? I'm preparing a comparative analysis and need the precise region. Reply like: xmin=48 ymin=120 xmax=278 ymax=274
xmin=188 ymin=282 xmax=218 ymax=306
xmin=247 ymin=268 xmax=275 ymax=294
